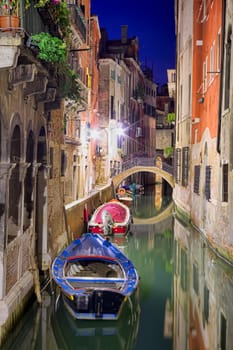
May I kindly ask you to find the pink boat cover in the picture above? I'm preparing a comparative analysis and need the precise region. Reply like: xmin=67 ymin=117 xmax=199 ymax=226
xmin=93 ymin=202 xmax=129 ymax=224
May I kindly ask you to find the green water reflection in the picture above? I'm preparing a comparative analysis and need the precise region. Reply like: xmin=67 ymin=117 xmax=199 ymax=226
xmin=132 ymin=184 xmax=172 ymax=219
xmin=52 ymin=287 xmax=140 ymax=350
xmin=2 ymin=190 xmax=174 ymax=350
xmin=127 ymin=229 xmax=173 ymax=350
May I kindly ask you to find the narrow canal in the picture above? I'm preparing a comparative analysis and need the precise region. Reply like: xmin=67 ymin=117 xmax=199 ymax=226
xmin=2 ymin=186 xmax=233 ymax=349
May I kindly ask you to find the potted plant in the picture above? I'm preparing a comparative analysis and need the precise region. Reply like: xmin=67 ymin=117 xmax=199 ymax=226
xmin=29 ymin=32 xmax=67 ymax=63
xmin=0 ymin=0 xmax=19 ymax=29
xmin=29 ymin=32 xmax=83 ymax=104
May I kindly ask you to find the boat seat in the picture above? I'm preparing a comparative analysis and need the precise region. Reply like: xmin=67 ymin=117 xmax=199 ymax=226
xmin=67 ymin=261 xmax=123 ymax=278
xmin=67 ymin=263 xmax=84 ymax=276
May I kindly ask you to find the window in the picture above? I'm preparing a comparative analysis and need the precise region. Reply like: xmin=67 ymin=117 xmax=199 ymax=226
xmin=222 ymin=163 xmax=228 ymax=202
xmin=193 ymin=262 xmax=199 ymax=295
xmin=61 ymin=149 xmax=66 ymax=177
xmin=210 ymin=42 xmax=215 ymax=83
xmin=174 ymin=148 xmax=182 ymax=184
xmin=110 ymin=70 xmax=115 ymax=80
xmin=217 ymin=29 xmax=221 ymax=73
xmin=205 ymin=166 xmax=211 ymax=200
xmin=202 ymin=0 xmax=207 ymax=21
xmin=203 ymin=284 xmax=209 ymax=323
xmin=75 ymin=119 xmax=81 ymax=139
xmin=220 ymin=313 xmax=227 ymax=350
xmin=182 ymin=147 xmax=189 ymax=187
xmin=172 ymin=71 xmax=176 ymax=82
xmin=203 ymin=57 xmax=208 ymax=93
xmin=194 ymin=165 xmax=200 ymax=194
xmin=110 ymin=96 xmax=115 ymax=119
xmin=181 ymin=249 xmax=187 ymax=291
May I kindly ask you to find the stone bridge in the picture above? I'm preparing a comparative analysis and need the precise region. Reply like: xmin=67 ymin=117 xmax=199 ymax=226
xmin=112 ymin=157 xmax=175 ymax=189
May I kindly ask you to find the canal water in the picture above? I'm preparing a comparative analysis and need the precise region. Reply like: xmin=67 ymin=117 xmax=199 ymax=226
xmin=2 ymin=186 xmax=233 ymax=349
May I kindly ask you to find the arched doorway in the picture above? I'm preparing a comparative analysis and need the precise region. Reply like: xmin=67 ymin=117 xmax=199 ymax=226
xmin=35 ymin=127 xmax=48 ymax=270
xmin=23 ymin=130 xmax=34 ymax=231
xmin=8 ymin=125 xmax=21 ymax=243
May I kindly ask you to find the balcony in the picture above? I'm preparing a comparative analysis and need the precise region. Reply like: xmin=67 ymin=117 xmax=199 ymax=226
xmin=68 ymin=4 xmax=87 ymax=42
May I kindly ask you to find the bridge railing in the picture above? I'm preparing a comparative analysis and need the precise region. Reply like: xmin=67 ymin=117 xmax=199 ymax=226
xmin=122 ymin=157 xmax=174 ymax=175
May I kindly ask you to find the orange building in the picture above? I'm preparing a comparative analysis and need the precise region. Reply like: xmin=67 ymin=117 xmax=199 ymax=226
xmin=190 ymin=0 xmax=222 ymax=231
xmin=192 ymin=0 xmax=222 ymax=144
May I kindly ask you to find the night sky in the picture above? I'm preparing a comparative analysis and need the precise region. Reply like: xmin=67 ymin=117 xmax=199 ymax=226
xmin=91 ymin=0 xmax=176 ymax=86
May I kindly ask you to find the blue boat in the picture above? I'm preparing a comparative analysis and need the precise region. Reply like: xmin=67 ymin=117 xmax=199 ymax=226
xmin=52 ymin=233 xmax=139 ymax=320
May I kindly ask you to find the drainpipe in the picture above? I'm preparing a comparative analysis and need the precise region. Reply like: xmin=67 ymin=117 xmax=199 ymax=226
xmin=217 ymin=0 xmax=226 ymax=153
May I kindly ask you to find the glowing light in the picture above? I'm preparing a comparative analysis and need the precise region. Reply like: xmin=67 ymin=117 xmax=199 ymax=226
xmin=116 ymin=127 xmax=125 ymax=136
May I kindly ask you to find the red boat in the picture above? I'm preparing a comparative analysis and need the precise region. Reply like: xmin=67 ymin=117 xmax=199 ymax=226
xmin=88 ymin=200 xmax=132 ymax=236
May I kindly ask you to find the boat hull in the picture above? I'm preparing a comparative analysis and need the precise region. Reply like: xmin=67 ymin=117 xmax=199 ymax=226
xmin=88 ymin=201 xmax=131 ymax=236
xmin=62 ymin=290 xmax=126 ymax=320
xmin=52 ymin=233 xmax=139 ymax=320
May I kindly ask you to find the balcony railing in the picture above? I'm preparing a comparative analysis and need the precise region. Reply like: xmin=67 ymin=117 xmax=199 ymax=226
xmin=122 ymin=157 xmax=174 ymax=175
xmin=68 ymin=4 xmax=87 ymax=42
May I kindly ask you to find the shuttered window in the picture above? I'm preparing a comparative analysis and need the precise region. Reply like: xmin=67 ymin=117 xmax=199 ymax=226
xmin=203 ymin=284 xmax=209 ymax=323
xmin=194 ymin=165 xmax=200 ymax=194
xmin=222 ymin=164 xmax=228 ymax=202
xmin=182 ymin=146 xmax=189 ymax=187
xmin=205 ymin=166 xmax=211 ymax=200
xmin=174 ymin=148 xmax=182 ymax=184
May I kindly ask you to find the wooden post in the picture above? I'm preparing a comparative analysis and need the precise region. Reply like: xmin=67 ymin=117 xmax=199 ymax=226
xmin=29 ymin=233 xmax=42 ymax=304
xmin=63 ymin=204 xmax=71 ymax=244
xmin=30 ymin=252 xmax=42 ymax=304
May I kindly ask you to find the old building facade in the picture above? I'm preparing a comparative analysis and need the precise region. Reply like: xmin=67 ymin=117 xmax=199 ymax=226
xmin=174 ymin=0 xmax=233 ymax=262
xmin=0 ymin=1 xmax=160 ymax=344
xmin=173 ymin=0 xmax=193 ymax=219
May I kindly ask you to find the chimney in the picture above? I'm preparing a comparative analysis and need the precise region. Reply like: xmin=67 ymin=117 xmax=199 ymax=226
xmin=121 ymin=25 xmax=128 ymax=44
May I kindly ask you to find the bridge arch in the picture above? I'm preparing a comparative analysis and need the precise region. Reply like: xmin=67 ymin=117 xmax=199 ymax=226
xmin=112 ymin=165 xmax=175 ymax=189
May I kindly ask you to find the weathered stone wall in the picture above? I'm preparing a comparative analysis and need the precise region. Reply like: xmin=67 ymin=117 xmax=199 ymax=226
xmin=65 ymin=185 xmax=113 ymax=241
xmin=156 ymin=129 xmax=174 ymax=151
